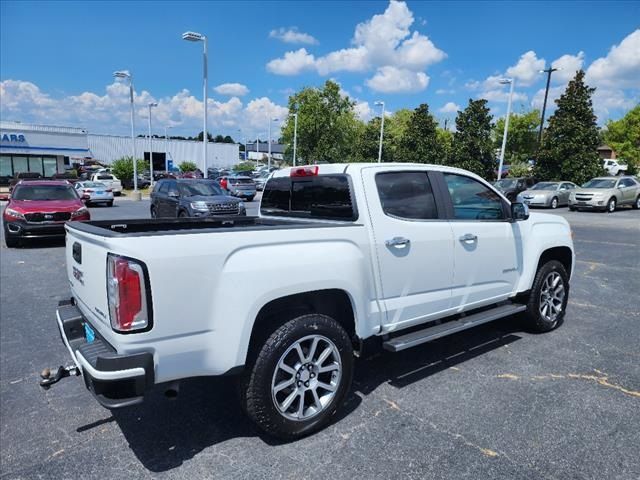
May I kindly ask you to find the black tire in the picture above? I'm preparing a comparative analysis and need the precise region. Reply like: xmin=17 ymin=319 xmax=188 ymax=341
xmin=150 ymin=206 xmax=157 ymax=218
xmin=247 ymin=196 xmax=255 ymax=202
xmin=107 ymin=201 xmax=114 ymax=207
xmin=606 ymin=197 xmax=616 ymax=213
xmin=568 ymin=205 xmax=576 ymax=211
xmin=523 ymin=260 xmax=569 ymax=333
xmin=239 ymin=314 xmax=354 ymax=440
xmin=633 ymin=196 xmax=640 ymax=210
xmin=4 ymin=232 xmax=20 ymax=248
xmin=550 ymin=197 xmax=558 ymax=209
xmin=114 ymin=192 xmax=121 ymax=197
xmin=178 ymin=210 xmax=189 ymax=218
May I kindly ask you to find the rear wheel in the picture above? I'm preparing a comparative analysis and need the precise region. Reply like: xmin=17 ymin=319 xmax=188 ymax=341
xmin=150 ymin=206 xmax=157 ymax=218
xmin=524 ymin=260 xmax=569 ymax=332
xmin=606 ymin=197 xmax=616 ymax=213
xmin=247 ymin=196 xmax=255 ymax=202
xmin=633 ymin=195 xmax=640 ymax=210
xmin=107 ymin=201 xmax=113 ymax=207
xmin=240 ymin=314 xmax=354 ymax=440
xmin=550 ymin=197 xmax=558 ymax=209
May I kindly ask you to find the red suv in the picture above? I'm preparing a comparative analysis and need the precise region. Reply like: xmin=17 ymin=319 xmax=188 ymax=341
xmin=2 ymin=180 xmax=90 ymax=248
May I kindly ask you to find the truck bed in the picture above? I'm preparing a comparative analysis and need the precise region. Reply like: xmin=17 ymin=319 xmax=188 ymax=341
xmin=67 ymin=216 xmax=360 ymax=238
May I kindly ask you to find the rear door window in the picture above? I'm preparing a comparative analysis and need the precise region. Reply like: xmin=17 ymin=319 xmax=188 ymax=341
xmin=261 ymin=175 xmax=356 ymax=220
xmin=375 ymin=171 xmax=438 ymax=220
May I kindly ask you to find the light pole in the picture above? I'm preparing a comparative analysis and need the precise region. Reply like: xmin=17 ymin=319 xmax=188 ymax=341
xmin=290 ymin=112 xmax=298 ymax=166
xmin=113 ymin=70 xmax=139 ymax=198
xmin=268 ymin=117 xmax=279 ymax=170
xmin=147 ymin=102 xmax=158 ymax=184
xmin=538 ymin=67 xmax=559 ymax=146
xmin=374 ymin=101 xmax=385 ymax=163
xmin=164 ymin=126 xmax=172 ymax=173
xmin=182 ymin=31 xmax=208 ymax=175
xmin=497 ymin=78 xmax=514 ymax=180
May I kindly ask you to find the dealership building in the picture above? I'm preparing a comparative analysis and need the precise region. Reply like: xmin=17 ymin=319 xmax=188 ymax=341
xmin=0 ymin=121 xmax=239 ymax=182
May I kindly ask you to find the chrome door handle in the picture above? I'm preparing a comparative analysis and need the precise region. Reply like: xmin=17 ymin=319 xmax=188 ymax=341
xmin=459 ymin=233 xmax=478 ymax=243
xmin=385 ymin=237 xmax=411 ymax=248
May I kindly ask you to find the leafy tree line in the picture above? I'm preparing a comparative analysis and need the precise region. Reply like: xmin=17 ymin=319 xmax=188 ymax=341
xmin=280 ymin=73 xmax=623 ymax=184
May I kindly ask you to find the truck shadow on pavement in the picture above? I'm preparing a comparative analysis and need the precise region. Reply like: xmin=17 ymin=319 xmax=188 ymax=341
xmin=104 ymin=317 xmax=523 ymax=473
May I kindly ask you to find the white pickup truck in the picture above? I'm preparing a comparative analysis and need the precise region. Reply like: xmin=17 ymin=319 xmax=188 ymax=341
xmin=45 ymin=163 xmax=574 ymax=439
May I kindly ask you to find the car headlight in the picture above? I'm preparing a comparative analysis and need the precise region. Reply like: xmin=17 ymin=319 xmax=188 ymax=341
xmin=592 ymin=193 xmax=604 ymax=199
xmin=3 ymin=207 xmax=25 ymax=220
xmin=190 ymin=201 xmax=209 ymax=211
xmin=238 ymin=201 xmax=245 ymax=210
xmin=71 ymin=207 xmax=89 ymax=218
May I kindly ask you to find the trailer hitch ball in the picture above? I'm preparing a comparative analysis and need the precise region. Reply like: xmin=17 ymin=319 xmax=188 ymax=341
xmin=39 ymin=365 xmax=80 ymax=389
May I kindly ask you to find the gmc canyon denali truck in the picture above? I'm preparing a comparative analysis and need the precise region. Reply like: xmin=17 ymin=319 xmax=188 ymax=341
xmin=43 ymin=163 xmax=574 ymax=440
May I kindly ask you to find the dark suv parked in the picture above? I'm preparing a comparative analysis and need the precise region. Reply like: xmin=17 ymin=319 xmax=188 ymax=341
xmin=494 ymin=177 xmax=537 ymax=202
xmin=150 ymin=179 xmax=246 ymax=218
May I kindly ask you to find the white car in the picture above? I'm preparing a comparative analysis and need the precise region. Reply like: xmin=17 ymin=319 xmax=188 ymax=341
xmin=45 ymin=163 xmax=574 ymax=439
xmin=90 ymin=173 xmax=122 ymax=196
xmin=603 ymin=159 xmax=628 ymax=176
xmin=74 ymin=181 xmax=114 ymax=207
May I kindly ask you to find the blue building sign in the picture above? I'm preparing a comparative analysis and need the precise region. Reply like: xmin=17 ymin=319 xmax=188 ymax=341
xmin=1 ymin=133 xmax=26 ymax=143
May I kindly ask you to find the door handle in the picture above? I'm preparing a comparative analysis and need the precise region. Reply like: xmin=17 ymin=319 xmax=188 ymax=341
xmin=385 ymin=237 xmax=411 ymax=248
xmin=459 ymin=233 xmax=478 ymax=243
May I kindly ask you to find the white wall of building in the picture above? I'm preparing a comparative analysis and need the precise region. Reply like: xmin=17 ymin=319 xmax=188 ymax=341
xmin=87 ymin=134 xmax=239 ymax=169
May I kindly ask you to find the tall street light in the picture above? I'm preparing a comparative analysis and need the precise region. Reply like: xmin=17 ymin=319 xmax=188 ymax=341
xmin=538 ymin=67 xmax=559 ymax=146
xmin=497 ymin=78 xmax=515 ymax=180
xmin=164 ymin=126 xmax=172 ymax=173
xmin=374 ymin=101 xmax=385 ymax=163
xmin=147 ymin=102 xmax=158 ymax=184
xmin=113 ymin=70 xmax=139 ymax=199
xmin=268 ymin=117 xmax=279 ymax=170
xmin=182 ymin=31 xmax=208 ymax=175
xmin=290 ymin=112 xmax=298 ymax=166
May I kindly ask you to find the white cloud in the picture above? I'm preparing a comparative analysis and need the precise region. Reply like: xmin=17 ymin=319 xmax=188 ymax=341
xmin=0 ymin=79 xmax=287 ymax=139
xmin=506 ymin=51 xmax=546 ymax=86
xmin=269 ymin=27 xmax=318 ymax=45
xmin=586 ymin=29 xmax=640 ymax=89
xmin=213 ymin=83 xmax=249 ymax=96
xmin=482 ymin=88 xmax=528 ymax=103
xmin=365 ymin=66 xmax=429 ymax=93
xmin=266 ymin=1 xmax=445 ymax=94
xmin=591 ymin=88 xmax=636 ymax=121
xmin=438 ymin=102 xmax=460 ymax=114
xmin=266 ymin=48 xmax=316 ymax=75
xmin=435 ymin=88 xmax=455 ymax=95
xmin=551 ymin=52 xmax=585 ymax=83
xmin=353 ymin=101 xmax=373 ymax=121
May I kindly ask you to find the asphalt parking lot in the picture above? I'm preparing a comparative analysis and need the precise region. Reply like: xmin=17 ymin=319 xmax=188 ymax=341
xmin=1 ymin=200 xmax=638 ymax=479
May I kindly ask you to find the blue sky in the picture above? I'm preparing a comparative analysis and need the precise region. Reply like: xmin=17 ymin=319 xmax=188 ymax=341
xmin=1 ymin=1 xmax=638 ymax=139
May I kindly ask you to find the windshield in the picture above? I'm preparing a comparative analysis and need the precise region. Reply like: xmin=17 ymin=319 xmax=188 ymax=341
xmin=177 ymin=181 xmax=224 ymax=196
xmin=582 ymin=179 xmax=616 ymax=189
xmin=495 ymin=179 xmax=516 ymax=188
xmin=97 ymin=175 xmax=113 ymax=180
xmin=12 ymin=185 xmax=78 ymax=200
xmin=531 ymin=182 xmax=558 ymax=190
xmin=229 ymin=177 xmax=254 ymax=184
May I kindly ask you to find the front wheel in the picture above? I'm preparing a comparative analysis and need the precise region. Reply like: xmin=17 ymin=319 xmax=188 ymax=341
xmin=568 ymin=205 xmax=576 ymax=211
xmin=4 ymin=231 xmax=21 ymax=248
xmin=550 ymin=197 xmax=558 ymax=209
xmin=178 ymin=210 xmax=189 ymax=218
xmin=606 ymin=197 xmax=616 ymax=213
xmin=240 ymin=314 xmax=354 ymax=440
xmin=524 ymin=260 xmax=569 ymax=333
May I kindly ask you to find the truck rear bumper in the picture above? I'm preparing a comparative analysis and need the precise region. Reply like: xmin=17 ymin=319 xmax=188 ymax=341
xmin=56 ymin=302 xmax=154 ymax=408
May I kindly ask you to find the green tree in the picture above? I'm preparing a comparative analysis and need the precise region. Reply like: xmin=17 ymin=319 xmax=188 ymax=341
xmin=493 ymin=110 xmax=540 ymax=165
xmin=196 ymin=131 xmax=214 ymax=142
xmin=384 ymin=108 xmax=412 ymax=161
xmin=436 ymin=128 xmax=453 ymax=164
xmin=451 ymin=99 xmax=495 ymax=179
xmin=603 ymin=104 xmax=640 ymax=175
xmin=234 ymin=162 xmax=255 ymax=172
xmin=281 ymin=80 xmax=358 ymax=164
xmin=535 ymin=70 xmax=603 ymax=184
xmin=179 ymin=161 xmax=198 ymax=172
xmin=110 ymin=156 xmax=148 ymax=185
xmin=397 ymin=104 xmax=443 ymax=164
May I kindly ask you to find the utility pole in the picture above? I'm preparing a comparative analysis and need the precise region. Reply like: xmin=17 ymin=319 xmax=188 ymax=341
xmin=538 ymin=67 xmax=558 ymax=146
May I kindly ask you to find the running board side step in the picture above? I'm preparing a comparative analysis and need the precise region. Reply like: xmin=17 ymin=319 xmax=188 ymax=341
xmin=383 ymin=303 xmax=527 ymax=352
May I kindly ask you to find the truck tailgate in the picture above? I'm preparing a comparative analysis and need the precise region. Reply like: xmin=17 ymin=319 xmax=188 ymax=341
xmin=65 ymin=226 xmax=112 ymax=329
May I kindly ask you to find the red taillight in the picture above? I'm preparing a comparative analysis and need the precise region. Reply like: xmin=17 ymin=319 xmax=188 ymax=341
xmin=85 ymin=189 xmax=94 ymax=193
xmin=107 ymin=254 xmax=150 ymax=332
xmin=290 ymin=166 xmax=319 ymax=177
xmin=106 ymin=189 xmax=113 ymax=192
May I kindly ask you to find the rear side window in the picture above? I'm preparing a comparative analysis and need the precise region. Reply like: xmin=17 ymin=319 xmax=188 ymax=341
xmin=375 ymin=171 xmax=438 ymax=220
xmin=261 ymin=175 xmax=356 ymax=220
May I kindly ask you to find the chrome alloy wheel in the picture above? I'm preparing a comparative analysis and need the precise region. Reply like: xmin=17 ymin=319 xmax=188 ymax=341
xmin=539 ymin=272 xmax=565 ymax=323
xmin=271 ymin=334 xmax=342 ymax=421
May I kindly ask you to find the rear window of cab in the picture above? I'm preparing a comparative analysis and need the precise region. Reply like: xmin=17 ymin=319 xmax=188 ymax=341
xmin=261 ymin=174 xmax=357 ymax=221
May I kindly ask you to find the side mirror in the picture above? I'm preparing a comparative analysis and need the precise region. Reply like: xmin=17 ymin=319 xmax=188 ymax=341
xmin=168 ymin=190 xmax=179 ymax=198
xmin=511 ymin=202 xmax=529 ymax=221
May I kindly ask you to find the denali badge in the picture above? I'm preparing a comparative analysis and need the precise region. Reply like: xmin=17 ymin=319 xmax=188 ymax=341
xmin=72 ymin=266 xmax=84 ymax=285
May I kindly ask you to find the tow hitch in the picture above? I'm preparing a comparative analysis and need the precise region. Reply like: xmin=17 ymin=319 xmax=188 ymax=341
xmin=39 ymin=365 xmax=81 ymax=389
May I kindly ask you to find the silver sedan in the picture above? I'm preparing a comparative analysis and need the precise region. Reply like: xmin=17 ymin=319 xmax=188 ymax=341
xmin=518 ymin=181 xmax=577 ymax=209
xmin=74 ymin=181 xmax=114 ymax=207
